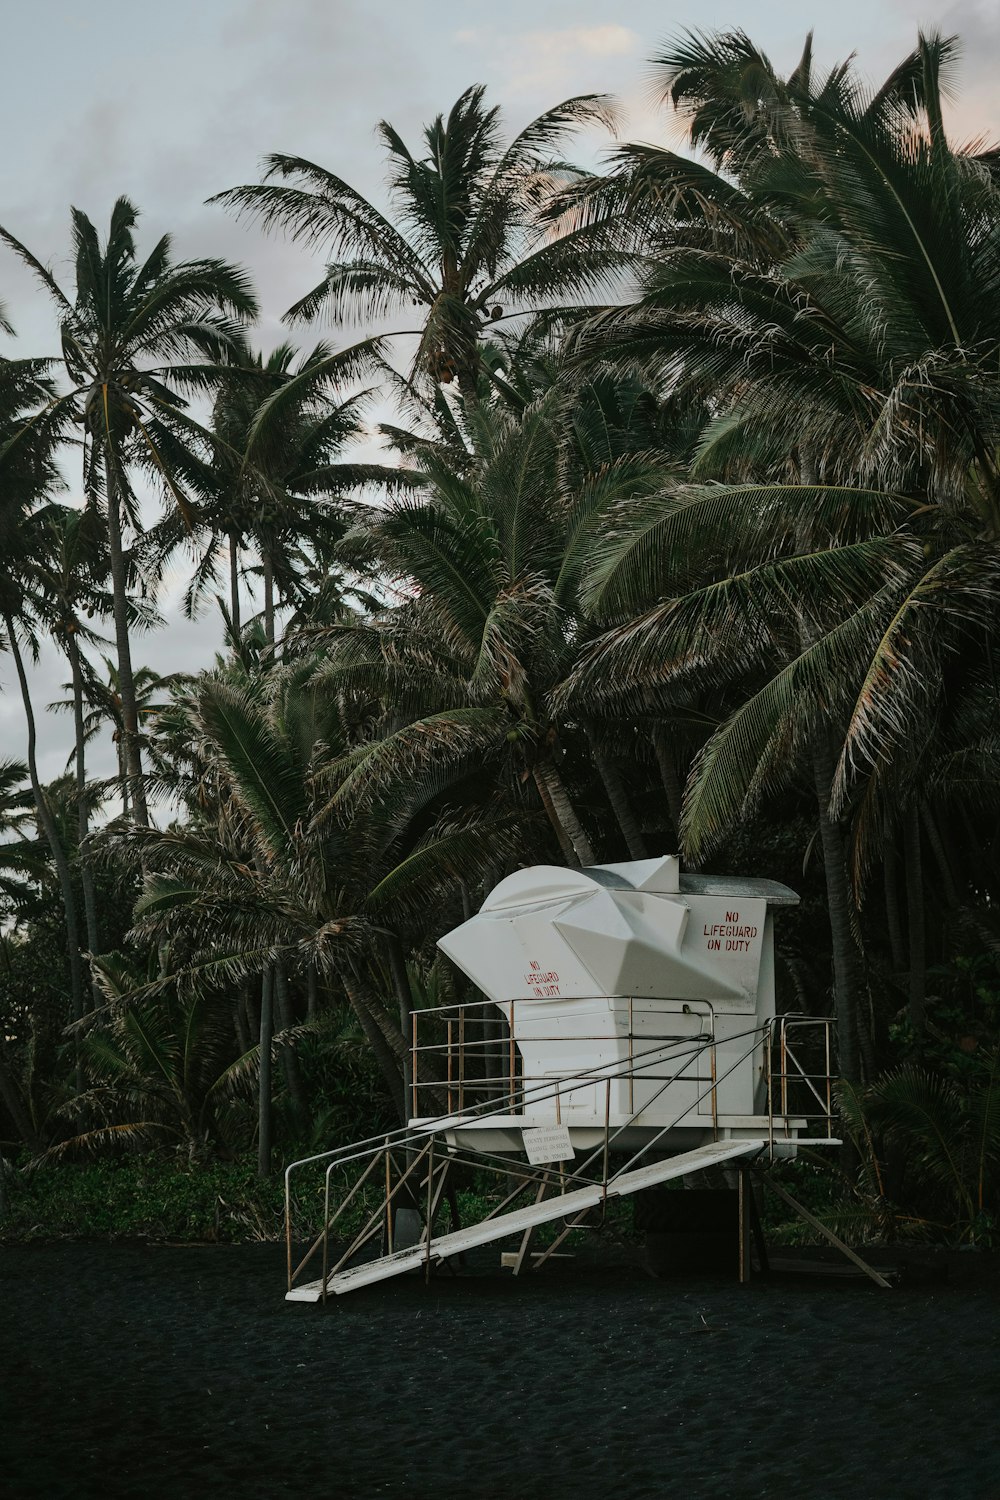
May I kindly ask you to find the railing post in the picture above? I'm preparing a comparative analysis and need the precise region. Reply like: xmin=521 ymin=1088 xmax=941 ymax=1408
xmin=773 ymin=1020 xmax=779 ymax=1158
xmin=285 ymin=1171 xmax=293 ymax=1294
xmin=458 ymin=1007 xmax=465 ymax=1113
xmin=738 ymin=1163 xmax=751 ymax=1285
xmin=602 ymin=1077 xmax=611 ymax=1205
xmin=424 ymin=1135 xmax=435 ymax=1283
xmin=780 ymin=1020 xmax=788 ymax=1117
xmin=321 ymin=1165 xmax=332 ymax=1305
xmin=447 ymin=1019 xmax=454 ymax=1115
xmin=709 ymin=1044 xmax=718 ymax=1137
xmin=411 ymin=1011 xmax=418 ymax=1120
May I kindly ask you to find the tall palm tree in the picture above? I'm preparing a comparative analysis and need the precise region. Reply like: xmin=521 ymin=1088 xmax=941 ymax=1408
xmin=53 ymin=656 xmax=175 ymax=819
xmin=213 ymin=88 xmax=622 ymax=403
xmin=562 ymin=30 xmax=1000 ymax=1079
xmin=0 ymin=358 xmax=89 ymax=1043
xmin=0 ymin=760 xmax=46 ymax=920
xmin=30 ymin=504 xmax=120 ymax=969
xmin=0 ymin=197 xmax=258 ymax=824
xmin=53 ymin=947 xmax=252 ymax=1162
xmin=0 ymin=757 xmax=50 ymax=1153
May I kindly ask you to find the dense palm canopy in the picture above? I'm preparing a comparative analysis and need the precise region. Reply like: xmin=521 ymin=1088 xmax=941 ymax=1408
xmin=549 ymin=30 xmax=1000 ymax=1078
xmin=1 ymin=37 xmax=1000 ymax=1239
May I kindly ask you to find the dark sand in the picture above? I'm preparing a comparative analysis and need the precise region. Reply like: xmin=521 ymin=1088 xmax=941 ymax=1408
xmin=2 ymin=1239 xmax=998 ymax=1500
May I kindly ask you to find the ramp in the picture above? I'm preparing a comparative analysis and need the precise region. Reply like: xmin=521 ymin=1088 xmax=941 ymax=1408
xmin=286 ymin=1137 xmax=766 ymax=1301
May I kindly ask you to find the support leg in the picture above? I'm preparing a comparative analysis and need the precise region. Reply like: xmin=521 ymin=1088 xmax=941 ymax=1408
xmin=512 ymin=1183 xmax=548 ymax=1275
xmin=738 ymin=1165 xmax=751 ymax=1285
xmin=748 ymin=1177 xmax=770 ymax=1275
xmin=753 ymin=1167 xmax=892 ymax=1289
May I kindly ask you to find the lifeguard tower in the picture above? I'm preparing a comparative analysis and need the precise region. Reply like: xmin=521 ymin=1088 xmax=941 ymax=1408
xmin=284 ymin=857 xmax=876 ymax=1302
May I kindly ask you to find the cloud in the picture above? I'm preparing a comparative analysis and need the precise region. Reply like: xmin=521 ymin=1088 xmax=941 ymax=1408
xmin=454 ymin=22 xmax=641 ymax=102
xmin=456 ymin=22 xmax=637 ymax=54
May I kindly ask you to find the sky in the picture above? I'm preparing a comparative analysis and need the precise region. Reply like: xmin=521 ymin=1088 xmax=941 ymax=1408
xmin=1 ymin=0 xmax=998 ymax=795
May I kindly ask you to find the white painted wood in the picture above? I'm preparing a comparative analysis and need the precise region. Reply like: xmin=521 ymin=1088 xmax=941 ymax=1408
xmin=286 ymin=1138 xmax=767 ymax=1302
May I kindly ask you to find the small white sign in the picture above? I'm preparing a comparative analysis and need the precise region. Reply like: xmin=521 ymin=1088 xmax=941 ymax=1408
xmin=523 ymin=1124 xmax=575 ymax=1165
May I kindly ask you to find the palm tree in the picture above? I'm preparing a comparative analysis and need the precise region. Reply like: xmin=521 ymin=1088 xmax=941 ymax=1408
xmin=213 ymin=88 xmax=622 ymax=403
xmin=0 ymin=355 xmax=96 ymax=1053
xmin=31 ymin=504 xmax=118 ymax=969
xmin=112 ymin=648 xmax=530 ymax=1172
xmin=0 ymin=760 xmax=46 ymax=920
xmin=53 ymin=656 xmax=176 ymax=819
xmin=561 ymin=31 xmax=1000 ymax=1080
xmin=0 ymin=197 xmax=258 ymax=824
xmin=158 ymin=338 xmax=392 ymax=645
xmin=310 ymin=382 xmax=677 ymax=865
xmin=52 ymin=947 xmax=253 ymax=1161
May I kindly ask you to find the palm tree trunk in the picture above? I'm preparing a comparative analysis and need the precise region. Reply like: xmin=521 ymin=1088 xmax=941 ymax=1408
xmin=233 ymin=983 xmax=250 ymax=1055
xmin=3 ymin=612 xmax=87 ymax=1067
xmin=262 ymin=551 xmax=275 ymax=646
xmin=532 ymin=760 xmax=595 ymax=866
xmin=903 ymin=804 xmax=927 ymax=1036
xmin=811 ymin=738 xmax=863 ymax=1083
xmin=384 ymin=932 xmax=414 ymax=1108
xmin=67 ymin=634 xmax=101 ymax=974
xmin=456 ymin=362 xmax=480 ymax=411
xmin=229 ymin=528 xmax=241 ymax=641
xmin=257 ymin=966 xmax=274 ymax=1179
xmin=245 ymin=977 xmax=260 ymax=1038
xmin=651 ymin=724 xmax=684 ymax=840
xmin=274 ymin=960 xmax=308 ymax=1134
xmin=532 ymin=767 xmax=577 ymax=864
xmin=116 ymin=737 xmax=130 ymax=818
xmin=586 ymin=725 xmax=648 ymax=859
xmin=105 ymin=460 xmax=149 ymax=825
xmin=883 ymin=839 xmax=907 ymax=975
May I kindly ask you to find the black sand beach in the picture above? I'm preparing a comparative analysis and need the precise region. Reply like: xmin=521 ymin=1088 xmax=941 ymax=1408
xmin=2 ymin=1240 xmax=998 ymax=1500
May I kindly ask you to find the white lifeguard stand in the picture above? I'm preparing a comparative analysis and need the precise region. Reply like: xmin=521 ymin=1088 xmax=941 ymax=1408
xmin=283 ymin=857 xmax=870 ymax=1302
xmin=428 ymin=855 xmax=798 ymax=1155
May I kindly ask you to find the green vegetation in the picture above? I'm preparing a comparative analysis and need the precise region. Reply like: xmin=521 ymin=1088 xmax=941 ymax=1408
xmin=2 ymin=30 xmax=1000 ymax=1249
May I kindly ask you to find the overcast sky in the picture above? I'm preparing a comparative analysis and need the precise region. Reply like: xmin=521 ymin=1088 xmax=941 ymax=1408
xmin=2 ymin=0 xmax=997 ymax=795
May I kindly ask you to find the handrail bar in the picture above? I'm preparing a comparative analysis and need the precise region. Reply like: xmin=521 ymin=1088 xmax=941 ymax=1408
xmin=286 ymin=1013 xmax=833 ymax=1192
xmin=285 ymin=1029 xmax=722 ymax=1188
xmin=327 ymin=1022 xmax=765 ymax=1211
xmin=286 ymin=1029 xmax=728 ymax=1274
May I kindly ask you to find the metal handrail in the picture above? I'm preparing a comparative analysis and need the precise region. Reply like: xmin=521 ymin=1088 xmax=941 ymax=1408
xmin=286 ymin=1031 xmax=722 ymax=1293
xmin=766 ymin=1015 xmax=835 ymax=1152
xmin=285 ymin=1006 xmax=838 ymax=1295
xmin=410 ymin=995 xmax=717 ymax=1118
